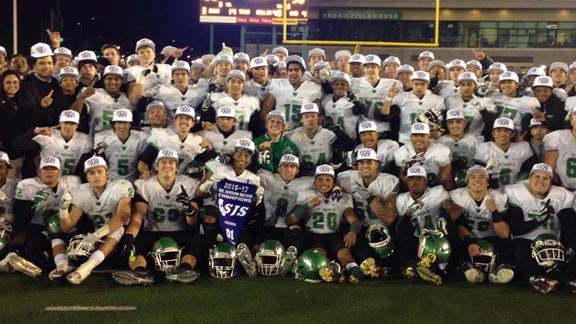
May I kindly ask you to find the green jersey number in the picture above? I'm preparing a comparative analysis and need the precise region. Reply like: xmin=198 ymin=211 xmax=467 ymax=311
xmin=312 ymin=212 xmax=338 ymax=231
xmin=153 ymin=208 xmax=180 ymax=223
xmin=411 ymin=214 xmax=434 ymax=236
xmin=103 ymin=110 xmax=114 ymax=130
xmin=566 ymin=158 xmax=576 ymax=178
xmin=62 ymin=158 xmax=76 ymax=175
xmin=91 ymin=213 xmax=112 ymax=228
xmin=275 ymin=198 xmax=288 ymax=220
xmin=117 ymin=159 xmax=129 ymax=176
xmin=500 ymin=168 xmax=511 ymax=185
xmin=284 ymin=103 xmax=302 ymax=123
xmin=364 ymin=100 xmax=383 ymax=113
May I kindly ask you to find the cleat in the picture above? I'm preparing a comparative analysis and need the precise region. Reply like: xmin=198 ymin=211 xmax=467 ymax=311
xmin=529 ymin=276 xmax=558 ymax=294
xmin=165 ymin=269 xmax=200 ymax=284
xmin=402 ymin=266 xmax=416 ymax=279
xmin=360 ymin=258 xmax=381 ymax=279
xmin=236 ymin=243 xmax=257 ymax=277
xmin=281 ymin=246 xmax=298 ymax=275
xmin=112 ymin=270 xmax=154 ymax=286
xmin=8 ymin=253 xmax=42 ymax=277
xmin=380 ymin=266 xmax=391 ymax=278
xmin=464 ymin=267 xmax=485 ymax=284
xmin=319 ymin=261 xmax=343 ymax=283
xmin=566 ymin=280 xmax=576 ymax=294
xmin=417 ymin=266 xmax=442 ymax=285
xmin=488 ymin=265 xmax=514 ymax=284
xmin=417 ymin=253 xmax=437 ymax=269
xmin=348 ymin=275 xmax=359 ymax=284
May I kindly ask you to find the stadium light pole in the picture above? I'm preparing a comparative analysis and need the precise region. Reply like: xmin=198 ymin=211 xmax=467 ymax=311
xmin=13 ymin=0 xmax=18 ymax=54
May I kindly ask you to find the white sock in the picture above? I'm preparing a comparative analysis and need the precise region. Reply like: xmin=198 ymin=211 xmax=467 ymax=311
xmin=345 ymin=262 xmax=358 ymax=271
xmin=77 ymin=250 xmax=105 ymax=277
xmin=54 ymin=254 xmax=67 ymax=268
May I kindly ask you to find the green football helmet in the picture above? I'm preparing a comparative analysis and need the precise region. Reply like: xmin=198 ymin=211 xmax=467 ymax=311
xmin=531 ymin=234 xmax=565 ymax=268
xmin=209 ymin=242 xmax=238 ymax=279
xmin=45 ymin=213 xmax=61 ymax=237
xmin=255 ymin=239 xmax=286 ymax=276
xmin=150 ymin=236 xmax=182 ymax=272
xmin=418 ymin=230 xmax=451 ymax=264
xmin=0 ymin=221 xmax=12 ymax=252
xmin=454 ymin=169 xmax=467 ymax=188
xmin=293 ymin=249 xmax=329 ymax=283
xmin=471 ymin=239 xmax=496 ymax=273
xmin=366 ymin=224 xmax=394 ymax=259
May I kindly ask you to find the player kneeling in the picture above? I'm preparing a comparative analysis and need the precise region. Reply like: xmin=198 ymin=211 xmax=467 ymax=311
xmin=286 ymin=165 xmax=364 ymax=283
xmin=57 ymin=157 xmax=134 ymax=284
xmin=112 ymin=149 xmax=203 ymax=285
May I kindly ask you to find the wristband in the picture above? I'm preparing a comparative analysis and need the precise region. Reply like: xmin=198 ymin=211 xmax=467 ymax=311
xmin=350 ymin=222 xmax=361 ymax=234
xmin=463 ymin=235 xmax=477 ymax=248
xmin=94 ymin=224 xmax=110 ymax=239
xmin=491 ymin=210 xmax=503 ymax=223
xmin=59 ymin=208 xmax=70 ymax=220
xmin=293 ymin=204 xmax=311 ymax=219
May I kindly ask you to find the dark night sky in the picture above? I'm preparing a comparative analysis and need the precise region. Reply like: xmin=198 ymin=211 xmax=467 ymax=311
xmin=0 ymin=0 xmax=245 ymax=58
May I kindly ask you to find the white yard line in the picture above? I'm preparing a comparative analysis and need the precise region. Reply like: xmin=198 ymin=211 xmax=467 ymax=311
xmin=45 ymin=305 xmax=137 ymax=311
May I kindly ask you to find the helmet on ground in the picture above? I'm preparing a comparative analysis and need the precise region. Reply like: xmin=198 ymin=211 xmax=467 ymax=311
xmin=418 ymin=230 xmax=451 ymax=264
xmin=67 ymin=234 xmax=98 ymax=265
xmin=255 ymin=239 xmax=286 ymax=276
xmin=150 ymin=236 xmax=182 ymax=272
xmin=471 ymin=239 xmax=496 ymax=273
xmin=293 ymin=249 xmax=329 ymax=283
xmin=366 ymin=224 xmax=394 ymax=259
xmin=209 ymin=242 xmax=238 ymax=278
xmin=531 ymin=234 xmax=565 ymax=268
xmin=0 ymin=221 xmax=12 ymax=252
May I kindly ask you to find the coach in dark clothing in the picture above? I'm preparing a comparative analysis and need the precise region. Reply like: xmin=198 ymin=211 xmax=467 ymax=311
xmin=18 ymin=43 xmax=62 ymax=130
xmin=0 ymin=70 xmax=25 ymax=157
xmin=522 ymin=76 xmax=567 ymax=133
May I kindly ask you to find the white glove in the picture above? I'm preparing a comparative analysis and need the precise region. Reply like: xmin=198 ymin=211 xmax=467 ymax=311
xmin=199 ymin=179 xmax=216 ymax=194
xmin=82 ymin=233 xmax=99 ymax=246
xmin=255 ymin=186 xmax=265 ymax=205
xmin=319 ymin=67 xmax=331 ymax=83
xmin=60 ymin=192 xmax=72 ymax=210
xmin=407 ymin=200 xmax=423 ymax=215
xmin=0 ymin=190 xmax=6 ymax=202
xmin=220 ymin=42 xmax=233 ymax=57
xmin=485 ymin=157 xmax=500 ymax=172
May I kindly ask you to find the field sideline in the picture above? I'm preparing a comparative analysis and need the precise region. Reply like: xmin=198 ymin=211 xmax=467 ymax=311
xmin=2 ymin=273 xmax=576 ymax=324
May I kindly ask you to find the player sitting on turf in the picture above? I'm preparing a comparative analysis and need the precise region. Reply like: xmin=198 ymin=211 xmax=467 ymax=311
xmin=112 ymin=148 xmax=203 ymax=285
xmin=286 ymin=164 xmax=364 ymax=284
xmin=58 ymin=156 xmax=133 ymax=284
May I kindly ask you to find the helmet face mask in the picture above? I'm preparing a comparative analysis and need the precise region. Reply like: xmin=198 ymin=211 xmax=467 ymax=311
xmin=366 ymin=224 xmax=394 ymax=259
xmin=67 ymin=234 xmax=98 ymax=266
xmin=293 ymin=249 xmax=329 ymax=283
xmin=150 ymin=237 xmax=182 ymax=272
xmin=255 ymin=239 xmax=285 ymax=276
xmin=0 ymin=221 xmax=12 ymax=252
xmin=531 ymin=234 xmax=565 ymax=268
xmin=471 ymin=240 xmax=496 ymax=273
xmin=209 ymin=242 xmax=238 ymax=279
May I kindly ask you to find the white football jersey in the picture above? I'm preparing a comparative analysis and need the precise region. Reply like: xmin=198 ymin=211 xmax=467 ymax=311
xmin=296 ymin=189 xmax=354 ymax=234
xmin=449 ymin=188 xmax=508 ymax=239
xmin=156 ymin=84 xmax=207 ymax=124
xmin=147 ymin=128 xmax=206 ymax=174
xmin=244 ymin=78 xmax=282 ymax=102
xmin=337 ymin=170 xmax=400 ymax=226
xmin=445 ymin=95 xmax=495 ymax=140
xmin=94 ymin=130 xmax=148 ymax=182
xmin=134 ymin=175 xmax=199 ymax=232
xmin=353 ymin=140 xmax=399 ymax=170
xmin=543 ymin=130 xmax=576 ymax=190
xmin=437 ymin=133 xmax=479 ymax=169
xmin=0 ymin=178 xmax=18 ymax=223
xmin=489 ymin=94 xmax=539 ymax=133
xmin=210 ymin=92 xmax=260 ymax=131
xmin=392 ymin=90 xmax=446 ymax=144
xmin=198 ymin=128 xmax=252 ymax=155
xmin=83 ymin=88 xmax=132 ymax=134
xmin=15 ymin=176 xmax=80 ymax=226
xmin=33 ymin=130 xmax=93 ymax=175
xmin=125 ymin=64 xmax=172 ymax=97
xmin=350 ymin=77 xmax=402 ymax=134
xmin=71 ymin=179 xmax=134 ymax=228
xmin=258 ymin=170 xmax=314 ymax=228
xmin=474 ymin=142 xmax=533 ymax=186
xmin=505 ymin=183 xmax=573 ymax=240
xmin=394 ymin=142 xmax=451 ymax=184
xmin=435 ymin=80 xmax=460 ymax=98
xmin=286 ymin=127 xmax=336 ymax=175
xmin=322 ymin=94 xmax=359 ymax=140
xmin=565 ymin=96 xmax=576 ymax=112
xmin=269 ymin=79 xmax=322 ymax=130
xmin=396 ymin=186 xmax=449 ymax=237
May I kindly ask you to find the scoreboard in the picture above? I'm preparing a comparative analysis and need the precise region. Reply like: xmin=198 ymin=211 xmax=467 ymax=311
xmin=200 ymin=0 xmax=308 ymax=25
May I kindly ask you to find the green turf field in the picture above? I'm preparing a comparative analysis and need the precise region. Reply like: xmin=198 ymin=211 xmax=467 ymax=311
xmin=2 ymin=273 xmax=576 ymax=324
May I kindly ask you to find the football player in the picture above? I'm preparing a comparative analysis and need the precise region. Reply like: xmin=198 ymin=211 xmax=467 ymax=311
xmin=543 ymin=107 xmax=576 ymax=191
xmin=155 ymin=60 xmax=207 ymax=124
xmin=474 ymin=118 xmax=537 ymax=189
xmin=260 ymin=55 xmax=322 ymax=131
xmin=337 ymin=149 xmax=400 ymax=277
xmin=477 ymin=62 xmax=507 ymax=97
xmin=59 ymin=156 xmax=134 ymax=284
xmin=112 ymin=149 xmax=203 ymax=285
xmin=253 ymin=110 xmax=299 ymax=173
xmin=352 ymin=121 xmax=399 ymax=173
xmin=450 ymin=165 xmax=514 ymax=284
xmin=349 ymin=54 xmax=365 ymax=79
xmin=302 ymin=48 xmax=326 ymax=82
xmin=138 ymin=105 xmax=216 ymax=179
xmin=286 ymin=103 xmax=355 ymax=176
xmin=417 ymin=51 xmax=434 ymax=72
xmin=394 ymin=122 xmax=454 ymax=191
xmin=379 ymin=71 xmax=445 ymax=144
xmin=140 ymin=100 xmax=168 ymax=134
xmin=505 ymin=163 xmax=576 ymax=293
xmin=351 ymin=54 xmax=403 ymax=140
xmin=93 ymin=109 xmax=148 ymax=182
xmin=199 ymin=106 xmax=252 ymax=156
xmin=244 ymin=57 xmax=276 ymax=102
xmin=321 ymin=72 xmax=367 ymax=141
xmin=397 ymin=64 xmax=414 ymax=92
xmin=395 ymin=166 xmax=461 ymax=285
xmin=434 ymin=59 xmax=466 ymax=98
xmin=286 ymin=164 xmax=365 ymax=283
xmin=527 ymin=118 xmax=548 ymax=163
